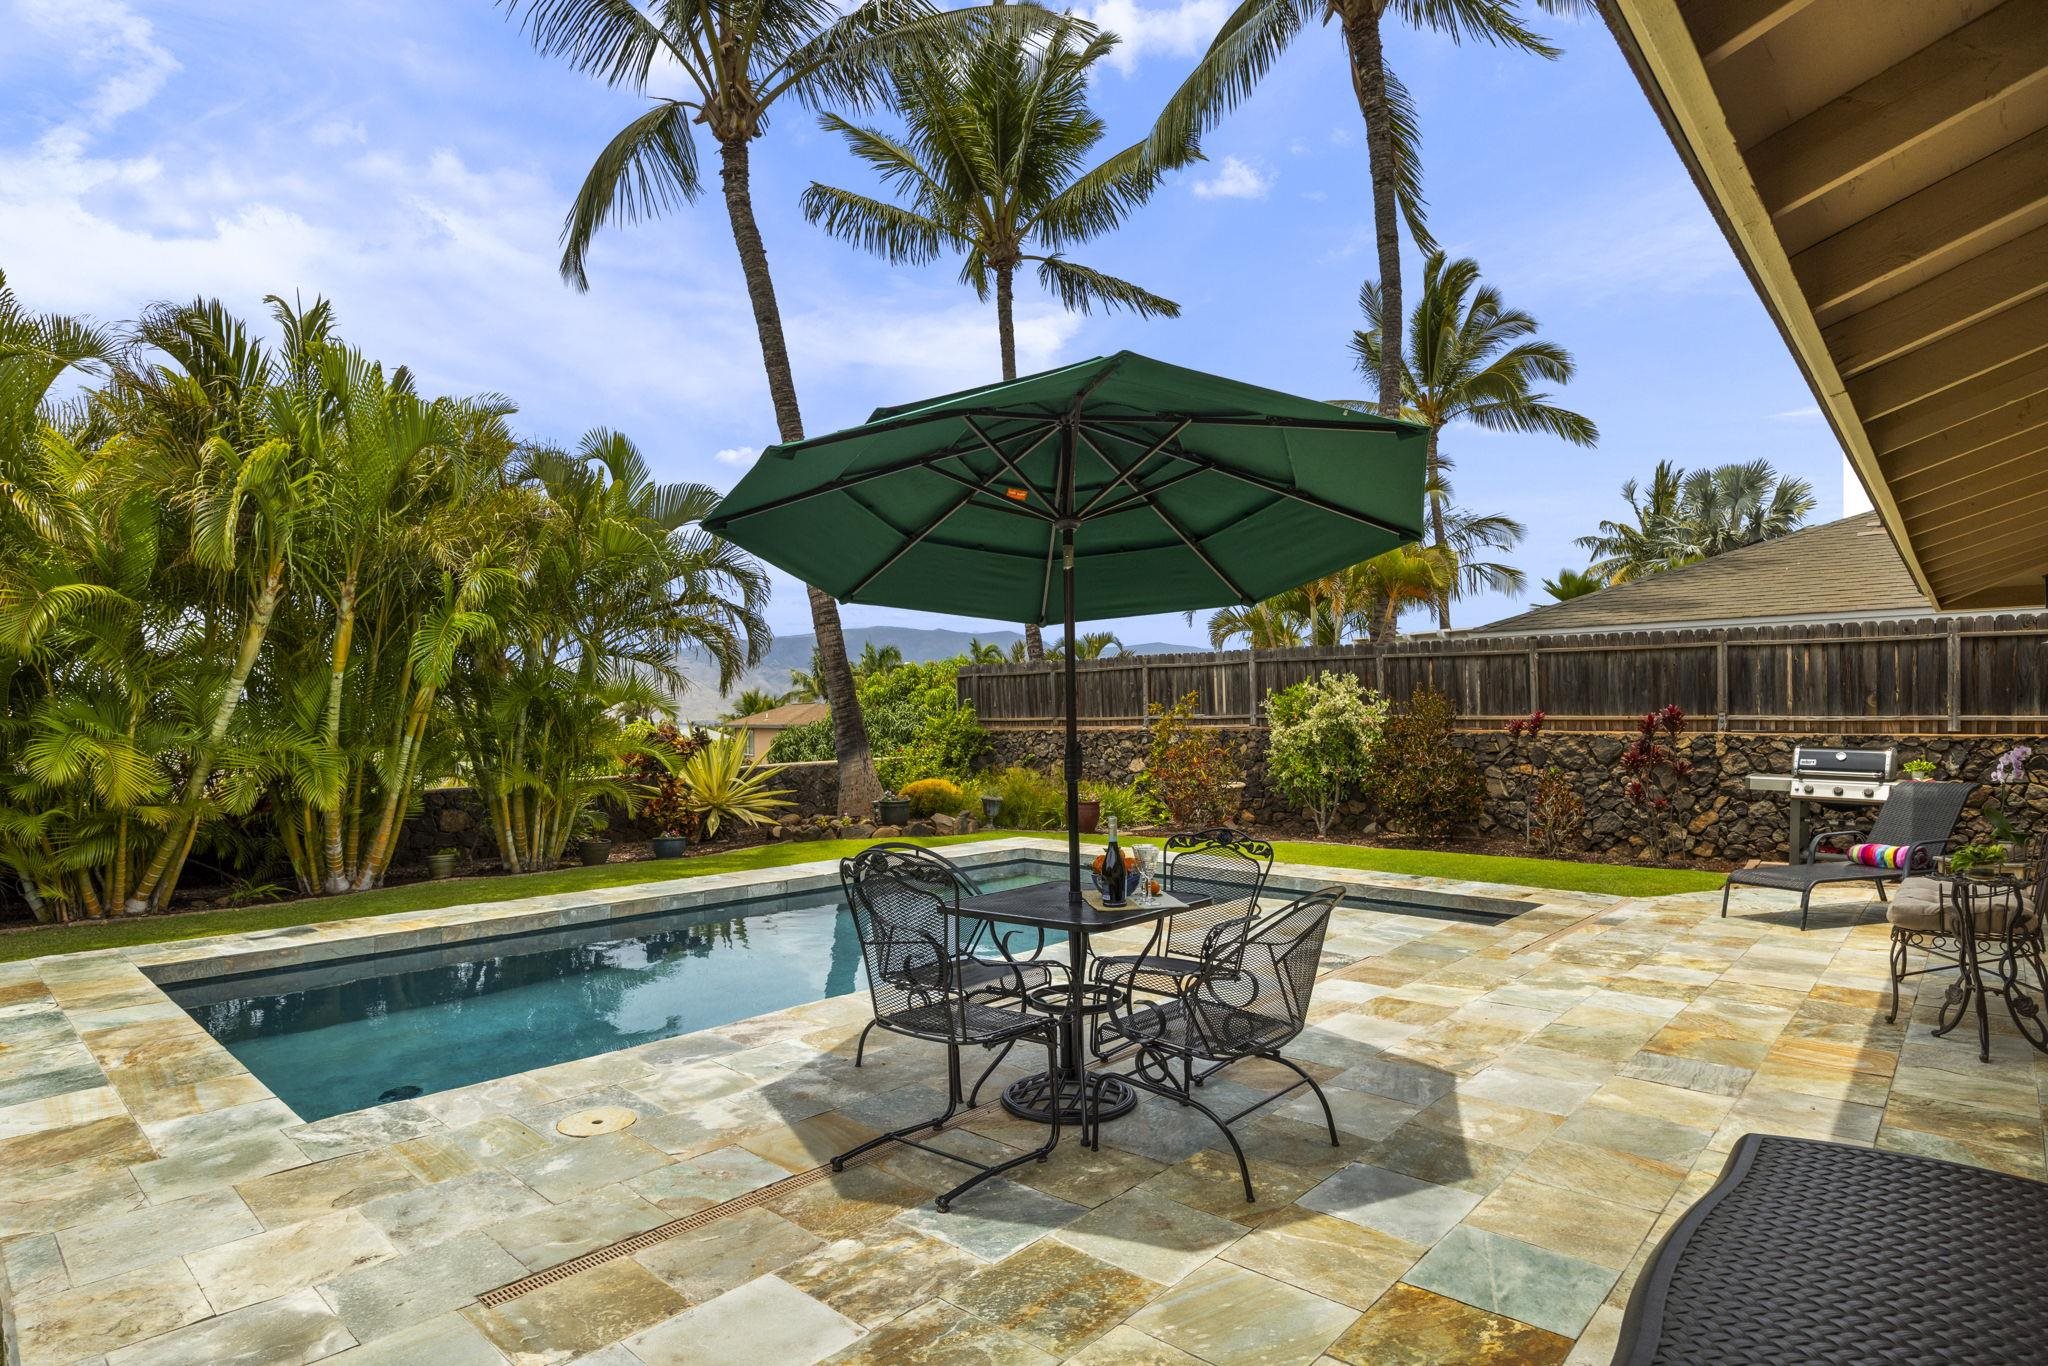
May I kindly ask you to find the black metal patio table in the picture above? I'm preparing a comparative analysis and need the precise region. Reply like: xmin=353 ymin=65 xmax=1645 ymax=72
xmin=955 ymin=880 xmax=1202 ymax=1126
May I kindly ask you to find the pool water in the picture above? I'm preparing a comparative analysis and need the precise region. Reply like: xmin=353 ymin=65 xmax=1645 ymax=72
xmin=167 ymin=862 xmax=1060 ymax=1122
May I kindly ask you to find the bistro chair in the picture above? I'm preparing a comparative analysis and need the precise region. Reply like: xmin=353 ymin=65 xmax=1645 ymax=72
xmin=1091 ymin=885 xmax=1344 ymax=1203
xmin=849 ymin=843 xmax=1057 ymax=1069
xmin=1885 ymin=832 xmax=2048 ymax=1063
xmin=830 ymin=844 xmax=1063 ymax=1210
xmin=1092 ymin=828 xmax=1273 ymax=1001
xmin=1722 ymin=781 xmax=1973 ymax=930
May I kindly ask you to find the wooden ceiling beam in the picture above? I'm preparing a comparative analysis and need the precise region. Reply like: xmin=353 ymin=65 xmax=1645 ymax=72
xmin=1910 ymin=485 xmax=2048 ymax=556
xmin=1680 ymin=0 xmax=1818 ymax=66
xmin=1846 ymin=289 xmax=2048 ymax=420
xmin=1866 ymin=347 xmax=2048 ymax=453
xmin=1879 ymin=386 xmax=2048 ymax=481
xmin=1824 ymin=223 xmax=2048 ymax=377
xmin=1746 ymin=2 xmax=2048 ymax=216
xmin=1889 ymin=435 xmax=2048 ymax=518
xmin=1790 ymin=125 xmax=2048 ymax=315
xmin=1919 ymin=538 xmax=2048 ymax=599
xmin=1916 ymin=516 xmax=2048 ymax=571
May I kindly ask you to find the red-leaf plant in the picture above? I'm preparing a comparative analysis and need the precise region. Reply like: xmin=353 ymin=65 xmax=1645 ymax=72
xmin=1616 ymin=705 xmax=1694 ymax=861
xmin=1504 ymin=710 xmax=1548 ymax=847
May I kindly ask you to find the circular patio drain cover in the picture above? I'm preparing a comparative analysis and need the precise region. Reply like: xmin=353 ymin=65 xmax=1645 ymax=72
xmin=557 ymin=1106 xmax=638 ymax=1138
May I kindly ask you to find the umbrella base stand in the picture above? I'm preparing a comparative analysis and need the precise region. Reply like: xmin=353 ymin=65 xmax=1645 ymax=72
xmin=999 ymin=1071 xmax=1137 ymax=1126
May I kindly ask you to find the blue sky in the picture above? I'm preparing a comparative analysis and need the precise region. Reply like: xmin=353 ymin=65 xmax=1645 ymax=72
xmin=1 ymin=0 xmax=1853 ymax=653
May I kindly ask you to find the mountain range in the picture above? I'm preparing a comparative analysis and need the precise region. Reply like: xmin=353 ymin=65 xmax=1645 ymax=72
xmin=675 ymin=625 xmax=1199 ymax=719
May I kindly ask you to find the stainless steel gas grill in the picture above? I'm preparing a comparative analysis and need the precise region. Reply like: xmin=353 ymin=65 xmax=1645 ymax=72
xmin=1744 ymin=747 xmax=1898 ymax=863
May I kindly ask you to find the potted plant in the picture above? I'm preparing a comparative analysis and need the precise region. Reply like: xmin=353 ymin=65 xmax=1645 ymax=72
xmin=874 ymin=791 xmax=912 ymax=826
xmin=625 ymin=723 xmax=705 ymax=860
xmin=651 ymin=830 xmax=690 ymax=859
xmin=1902 ymin=759 xmax=1938 ymax=782
xmin=1947 ymin=842 xmax=2011 ymax=878
xmin=427 ymin=848 xmax=460 ymax=880
xmin=1075 ymin=795 xmax=1101 ymax=834
xmin=576 ymin=811 xmax=613 ymax=867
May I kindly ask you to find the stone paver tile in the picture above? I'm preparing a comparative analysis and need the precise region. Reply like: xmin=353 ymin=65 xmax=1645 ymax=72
xmin=1062 ymin=1324 xmax=1207 ymax=1364
xmin=103 ymin=1286 xmax=355 ymax=1366
xmin=1408 ymin=1094 xmax=1562 ymax=1152
xmin=1326 ymin=1282 xmax=1571 ymax=1366
xmin=128 ymin=1130 xmax=309 ymax=1206
xmin=736 ymin=1111 xmax=879 ymax=1174
xmin=1299 ymin=1162 xmax=1482 ymax=1245
xmin=1552 ymin=1105 xmax=1714 ymax=1166
xmin=1050 ymin=1190 xmax=1245 ymax=1284
xmin=1717 ymin=1088 xmax=1883 ymax=1147
xmin=1403 ymin=1225 xmax=1618 ymax=1340
xmin=1219 ymin=1206 xmax=1422 ymax=1311
xmin=235 ymin=1148 xmax=422 ymax=1228
xmin=1875 ymin=1119 xmax=2048 ymax=1179
xmin=323 ymin=1311 xmax=507 ymax=1365
xmin=465 ymin=1256 xmax=686 ymax=1365
xmin=139 ymin=1098 xmax=297 ymax=1153
xmin=321 ymin=1230 xmax=528 ymax=1344
xmin=362 ymin=1169 xmax=551 ymax=1253
xmin=631 ymin=1205 xmax=824 ymax=1304
xmin=484 ymin=1185 xmax=669 ymax=1272
xmin=0 ymin=1086 xmax=125 ymax=1141
xmin=12 ymin=1258 xmax=213 ymax=1365
xmin=623 ymin=1274 xmax=861 ymax=1365
xmin=1615 ymin=1052 xmax=1753 ymax=1098
xmin=1327 ymin=1057 xmax=1458 ymax=1109
xmin=442 ymin=1115 xmax=556 ymax=1169
xmin=1459 ymin=1067 xmax=1602 ymax=1117
xmin=1135 ymin=1144 xmax=1328 ymax=1223
xmin=390 ymin=1132 xmax=485 ymax=1184
xmin=871 ymin=1125 xmax=1028 ymax=1195
xmin=892 ymin=1178 xmax=1086 ymax=1261
xmin=764 ymin=1163 xmax=930 ymax=1240
xmin=1583 ymin=1076 xmax=1736 ymax=1131
xmin=1886 ymin=1062 xmax=2037 ymax=1114
xmin=1514 ymin=1138 xmax=1687 ymax=1214
xmin=1278 ymin=1085 xmax=1418 ymax=1142
xmin=1564 ymin=1304 xmax=1626 ymax=1366
xmin=624 ymin=1146 xmax=791 ymax=1214
xmin=822 ymin=1297 xmax=1054 ymax=1365
xmin=950 ymin=1238 xmax=1161 ymax=1356
xmin=188 ymin=1208 xmax=398 ymax=1313
xmin=55 ymin=1186 xmax=259 ymax=1286
xmin=1126 ymin=1259 xmax=1358 ymax=1366
xmin=0 ymin=1115 xmax=154 ymax=1181
xmin=501 ymin=1132 xmax=670 ymax=1203
xmin=282 ymin=1103 xmax=441 ymax=1161
xmin=0 ymin=1164 xmax=147 ymax=1241
xmin=1466 ymin=1174 xmax=1658 ymax=1270
xmin=1362 ymin=1125 xmax=1526 ymax=1197
xmin=780 ymin=1224 xmax=982 ymax=1327
xmin=2 ymin=1231 xmax=67 ymax=1300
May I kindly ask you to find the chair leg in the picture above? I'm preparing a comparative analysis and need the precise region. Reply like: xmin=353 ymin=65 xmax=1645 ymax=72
xmin=1799 ymin=889 xmax=1811 ymax=932
xmin=1721 ymin=882 xmax=1732 ymax=919
xmin=1266 ymin=1055 xmax=1340 ymax=1147
xmin=853 ymin=1019 xmax=877 ymax=1068
xmin=1887 ymin=932 xmax=1906 ymax=1024
xmin=967 ymin=1038 xmax=1015 ymax=1107
xmin=830 ymin=1042 xmax=965 ymax=1172
xmin=1876 ymin=879 xmax=1889 ymax=903
xmin=936 ymin=1028 xmax=1061 ymax=1213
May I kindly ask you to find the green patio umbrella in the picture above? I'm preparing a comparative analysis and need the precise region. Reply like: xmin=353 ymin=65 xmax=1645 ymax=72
xmin=705 ymin=351 xmax=1428 ymax=902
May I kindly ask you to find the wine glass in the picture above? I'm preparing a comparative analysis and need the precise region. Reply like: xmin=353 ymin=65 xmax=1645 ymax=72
xmin=1133 ymin=846 xmax=1155 ymax=904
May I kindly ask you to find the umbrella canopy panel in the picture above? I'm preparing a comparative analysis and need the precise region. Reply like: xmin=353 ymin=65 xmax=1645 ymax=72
xmin=704 ymin=352 xmax=1429 ymax=624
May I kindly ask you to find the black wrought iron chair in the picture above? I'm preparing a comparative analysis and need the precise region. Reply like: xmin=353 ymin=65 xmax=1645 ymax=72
xmin=830 ymin=844 xmax=1062 ymax=1210
xmin=1092 ymin=828 xmax=1273 ymax=1001
xmin=1722 ymin=781 xmax=1973 ymax=930
xmin=848 ymin=843 xmax=1057 ymax=1069
xmin=1885 ymin=832 xmax=2048 ymax=1062
xmin=1091 ymin=885 xmax=1344 ymax=1203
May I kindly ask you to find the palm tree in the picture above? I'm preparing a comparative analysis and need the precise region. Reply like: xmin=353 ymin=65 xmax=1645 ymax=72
xmin=499 ymin=0 xmax=1031 ymax=817
xmin=964 ymin=637 xmax=1011 ymax=665
xmin=1350 ymin=252 xmax=1593 ymax=627
xmin=1151 ymin=0 xmax=1573 ymax=417
xmin=804 ymin=17 xmax=1181 ymax=662
xmin=1577 ymin=460 xmax=1815 ymax=583
xmin=1203 ymin=601 xmax=1305 ymax=651
xmin=1046 ymin=630 xmax=1123 ymax=660
xmin=724 ymin=687 xmax=789 ymax=718
xmin=1542 ymin=567 xmax=1603 ymax=601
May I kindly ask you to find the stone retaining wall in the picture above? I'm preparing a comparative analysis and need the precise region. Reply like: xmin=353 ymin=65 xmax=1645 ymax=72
xmin=984 ymin=727 xmax=2048 ymax=861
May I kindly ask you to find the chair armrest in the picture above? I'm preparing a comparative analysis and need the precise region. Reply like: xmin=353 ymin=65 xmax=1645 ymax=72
xmin=1805 ymin=828 xmax=1864 ymax=861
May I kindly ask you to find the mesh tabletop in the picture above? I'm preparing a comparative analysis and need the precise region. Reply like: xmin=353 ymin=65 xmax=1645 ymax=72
xmin=1616 ymin=1133 xmax=2048 ymax=1365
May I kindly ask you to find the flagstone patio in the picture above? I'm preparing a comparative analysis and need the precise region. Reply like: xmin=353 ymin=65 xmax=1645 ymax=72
xmin=2 ymin=847 xmax=2040 ymax=1365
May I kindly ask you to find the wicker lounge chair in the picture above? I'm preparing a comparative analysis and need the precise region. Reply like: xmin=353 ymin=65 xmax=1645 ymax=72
xmin=1721 ymin=780 xmax=1972 ymax=930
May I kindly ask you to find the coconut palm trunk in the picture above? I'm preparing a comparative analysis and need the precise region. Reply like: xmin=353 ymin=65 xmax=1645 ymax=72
xmin=1339 ymin=1 xmax=1405 ymax=419
xmin=994 ymin=260 xmax=1047 ymax=663
xmin=1426 ymin=426 xmax=1451 ymax=629
xmin=717 ymin=137 xmax=881 ymax=817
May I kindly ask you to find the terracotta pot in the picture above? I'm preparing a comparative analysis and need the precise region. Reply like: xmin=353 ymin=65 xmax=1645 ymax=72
xmin=1076 ymin=798 xmax=1101 ymax=834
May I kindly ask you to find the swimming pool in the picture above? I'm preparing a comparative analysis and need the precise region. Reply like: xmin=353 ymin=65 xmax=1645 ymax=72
xmin=167 ymin=858 xmax=1511 ymax=1122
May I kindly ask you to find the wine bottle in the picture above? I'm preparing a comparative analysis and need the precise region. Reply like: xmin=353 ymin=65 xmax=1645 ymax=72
xmin=1101 ymin=816 xmax=1126 ymax=906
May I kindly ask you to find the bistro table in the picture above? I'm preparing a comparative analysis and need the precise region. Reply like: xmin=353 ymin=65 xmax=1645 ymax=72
xmin=955 ymin=881 xmax=1206 ymax=1125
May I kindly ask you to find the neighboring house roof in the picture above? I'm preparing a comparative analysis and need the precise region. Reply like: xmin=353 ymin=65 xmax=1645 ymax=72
xmin=1477 ymin=513 xmax=1933 ymax=636
xmin=732 ymin=701 xmax=829 ymax=729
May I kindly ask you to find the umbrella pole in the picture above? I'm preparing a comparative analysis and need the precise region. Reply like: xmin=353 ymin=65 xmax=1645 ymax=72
xmin=1061 ymin=525 xmax=1081 ymax=907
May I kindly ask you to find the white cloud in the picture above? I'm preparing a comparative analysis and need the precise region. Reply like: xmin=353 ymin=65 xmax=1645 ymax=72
xmin=1190 ymin=156 xmax=1271 ymax=201
xmin=1771 ymin=404 xmax=1822 ymax=420
xmin=17 ymin=0 xmax=179 ymax=129
xmin=713 ymin=445 xmax=758 ymax=465
xmin=1075 ymin=0 xmax=1229 ymax=74
xmin=1452 ymin=178 xmax=1739 ymax=303
xmin=787 ymin=297 xmax=1081 ymax=394
xmin=310 ymin=118 xmax=368 ymax=148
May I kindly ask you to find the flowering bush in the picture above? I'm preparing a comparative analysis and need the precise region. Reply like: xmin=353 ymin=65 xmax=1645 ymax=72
xmin=1145 ymin=693 xmax=1244 ymax=827
xmin=1504 ymin=709 xmax=1547 ymax=738
xmin=1265 ymin=673 xmax=1391 ymax=836
xmin=1504 ymin=710 xmax=1549 ymax=849
xmin=1615 ymin=704 xmax=1694 ymax=859
xmin=1376 ymin=688 xmax=1483 ymax=842
xmin=1986 ymin=744 xmax=2034 ymax=845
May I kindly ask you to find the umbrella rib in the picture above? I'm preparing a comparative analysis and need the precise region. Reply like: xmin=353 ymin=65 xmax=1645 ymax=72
xmin=962 ymin=417 xmax=1058 ymax=510
xmin=924 ymin=461 xmax=1057 ymax=522
xmin=1086 ymin=463 xmax=1208 ymax=521
xmin=1037 ymin=527 xmax=1058 ymax=627
xmin=1074 ymin=420 xmax=1188 ymax=519
xmin=1144 ymin=496 xmax=1254 ymax=604
xmin=1083 ymin=412 xmax=1413 ymax=433
xmin=1152 ymin=450 xmax=1421 ymax=541
xmin=843 ymin=484 xmax=982 ymax=600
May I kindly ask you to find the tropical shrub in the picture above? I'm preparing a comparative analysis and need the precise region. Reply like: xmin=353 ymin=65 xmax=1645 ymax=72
xmin=1264 ymin=673 xmax=1390 ymax=836
xmin=1528 ymin=768 xmax=1584 ymax=855
xmin=1145 ymin=693 xmax=1244 ymax=828
xmin=899 ymin=777 xmax=966 ymax=818
xmin=1083 ymin=779 xmax=1167 ymax=831
xmin=1615 ymin=704 xmax=1694 ymax=860
xmin=673 ymin=735 xmax=794 ymax=838
xmin=975 ymin=766 xmax=1065 ymax=830
xmin=767 ymin=657 xmax=987 ymax=790
xmin=622 ymin=723 xmax=710 ymax=839
xmin=1375 ymin=687 xmax=1482 ymax=842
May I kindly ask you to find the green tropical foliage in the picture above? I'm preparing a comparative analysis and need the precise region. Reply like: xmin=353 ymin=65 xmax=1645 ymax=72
xmin=1265 ymin=672 xmax=1390 ymax=836
xmin=671 ymin=733 xmax=794 ymax=837
xmin=1541 ymin=567 xmax=1604 ymax=601
xmin=1576 ymin=459 xmax=1817 ymax=584
xmin=767 ymin=655 xmax=988 ymax=789
xmin=0 ymin=279 xmax=766 ymax=919
xmin=723 ymin=688 xmax=790 ymax=718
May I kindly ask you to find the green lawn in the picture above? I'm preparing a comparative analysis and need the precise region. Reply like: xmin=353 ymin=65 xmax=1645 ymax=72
xmin=0 ymin=833 xmax=1721 ymax=965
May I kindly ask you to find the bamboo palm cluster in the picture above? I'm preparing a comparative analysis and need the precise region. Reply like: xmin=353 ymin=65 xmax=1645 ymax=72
xmin=1575 ymin=458 xmax=1818 ymax=585
xmin=0 ymin=276 xmax=766 ymax=919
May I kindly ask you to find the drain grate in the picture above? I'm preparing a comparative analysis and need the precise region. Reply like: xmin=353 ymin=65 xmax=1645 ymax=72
xmin=475 ymin=1100 xmax=1007 ymax=1307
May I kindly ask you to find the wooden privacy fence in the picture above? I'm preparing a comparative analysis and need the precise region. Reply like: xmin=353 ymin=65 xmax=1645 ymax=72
xmin=958 ymin=612 xmax=2048 ymax=734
